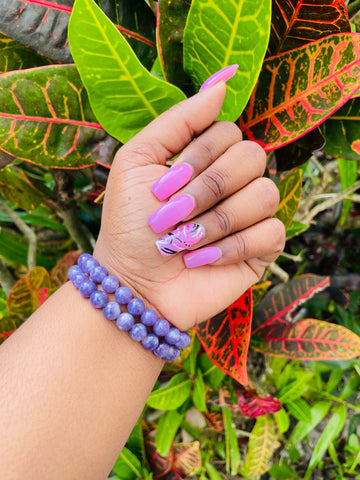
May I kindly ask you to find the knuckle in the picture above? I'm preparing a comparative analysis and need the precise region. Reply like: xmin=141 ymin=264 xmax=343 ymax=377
xmin=233 ymin=232 xmax=249 ymax=259
xmin=120 ymin=142 xmax=156 ymax=165
xmin=215 ymin=121 xmax=243 ymax=141
xmin=196 ymin=139 xmax=218 ymax=162
xmin=213 ymin=206 xmax=232 ymax=235
xmin=241 ymin=140 xmax=267 ymax=174
xmin=256 ymin=177 xmax=280 ymax=215
xmin=201 ymin=169 xmax=228 ymax=201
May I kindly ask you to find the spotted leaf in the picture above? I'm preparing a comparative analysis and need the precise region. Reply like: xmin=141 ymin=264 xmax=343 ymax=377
xmin=275 ymin=169 xmax=302 ymax=230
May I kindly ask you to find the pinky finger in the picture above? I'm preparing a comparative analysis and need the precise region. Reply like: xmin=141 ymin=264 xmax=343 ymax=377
xmin=183 ymin=218 xmax=286 ymax=268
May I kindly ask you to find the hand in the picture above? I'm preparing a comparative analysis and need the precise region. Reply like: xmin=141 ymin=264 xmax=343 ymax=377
xmin=93 ymin=82 xmax=285 ymax=330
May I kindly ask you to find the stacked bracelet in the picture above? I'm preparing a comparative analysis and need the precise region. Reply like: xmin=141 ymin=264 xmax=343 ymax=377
xmin=68 ymin=253 xmax=191 ymax=361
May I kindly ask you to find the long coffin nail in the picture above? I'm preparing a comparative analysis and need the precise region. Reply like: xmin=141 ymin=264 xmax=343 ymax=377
xmin=183 ymin=246 xmax=221 ymax=268
xmin=148 ymin=194 xmax=195 ymax=234
xmin=151 ymin=164 xmax=193 ymax=201
xmin=200 ymin=64 xmax=239 ymax=91
xmin=156 ymin=223 xmax=205 ymax=257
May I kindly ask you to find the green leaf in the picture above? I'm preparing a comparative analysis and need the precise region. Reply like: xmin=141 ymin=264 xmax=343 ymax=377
xmin=183 ymin=0 xmax=271 ymax=121
xmin=0 ymin=32 xmax=50 ymax=74
xmin=338 ymin=157 xmax=358 ymax=225
xmin=285 ymin=398 xmax=312 ymax=423
xmin=198 ymin=353 xmax=226 ymax=390
xmin=278 ymin=373 xmax=313 ymax=403
xmin=112 ymin=446 xmax=142 ymax=480
xmin=304 ymin=405 xmax=347 ymax=480
xmin=0 ymin=65 xmax=118 ymax=168
xmin=243 ymin=414 xmax=280 ymax=478
xmin=0 ymin=205 xmax=67 ymax=233
xmin=206 ymin=462 xmax=224 ymax=480
xmin=274 ymin=408 xmax=290 ymax=434
xmin=192 ymin=369 xmax=207 ymax=412
xmin=68 ymin=0 xmax=186 ymax=144
xmin=155 ymin=409 xmax=185 ymax=456
xmin=275 ymin=169 xmax=302 ymax=230
xmin=126 ymin=420 xmax=146 ymax=466
xmin=0 ymin=168 xmax=43 ymax=211
xmin=286 ymin=220 xmax=308 ymax=238
xmin=147 ymin=373 xmax=192 ymax=410
xmin=0 ymin=314 xmax=24 ymax=344
xmin=222 ymin=407 xmax=241 ymax=475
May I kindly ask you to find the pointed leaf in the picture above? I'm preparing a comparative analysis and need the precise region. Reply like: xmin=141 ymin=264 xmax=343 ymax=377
xmin=275 ymin=169 xmax=302 ymax=230
xmin=0 ymin=314 xmax=24 ymax=344
xmin=192 ymin=369 xmax=207 ymax=412
xmin=50 ymin=250 xmax=81 ymax=289
xmin=7 ymin=267 xmax=50 ymax=318
xmin=0 ymin=65 xmax=118 ymax=168
xmin=183 ymin=0 xmax=271 ymax=121
xmin=286 ymin=398 xmax=312 ymax=422
xmin=147 ymin=373 xmax=192 ymax=410
xmin=157 ymin=0 xmax=192 ymax=93
xmin=173 ymin=441 xmax=201 ymax=477
xmin=240 ymin=33 xmax=360 ymax=151
xmin=268 ymin=0 xmax=351 ymax=56
xmin=243 ymin=414 xmax=280 ymax=478
xmin=223 ymin=407 xmax=241 ymax=475
xmin=0 ymin=33 xmax=50 ymax=73
xmin=286 ymin=220 xmax=308 ymax=238
xmin=68 ymin=0 xmax=186 ymax=144
xmin=254 ymin=274 xmax=330 ymax=329
xmin=236 ymin=388 xmax=281 ymax=418
xmin=252 ymin=318 xmax=360 ymax=360
xmin=0 ymin=167 xmax=43 ymax=211
xmin=321 ymin=97 xmax=360 ymax=160
xmin=155 ymin=409 xmax=185 ymax=457
xmin=195 ymin=289 xmax=252 ymax=386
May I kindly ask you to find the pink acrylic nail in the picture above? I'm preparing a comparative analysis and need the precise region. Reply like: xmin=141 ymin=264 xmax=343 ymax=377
xmin=183 ymin=246 xmax=221 ymax=268
xmin=148 ymin=194 xmax=195 ymax=234
xmin=151 ymin=163 xmax=193 ymax=201
xmin=156 ymin=223 xmax=205 ymax=257
xmin=200 ymin=64 xmax=239 ymax=91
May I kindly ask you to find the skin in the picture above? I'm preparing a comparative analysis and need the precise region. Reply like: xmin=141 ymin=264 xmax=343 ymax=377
xmin=0 ymin=82 xmax=285 ymax=480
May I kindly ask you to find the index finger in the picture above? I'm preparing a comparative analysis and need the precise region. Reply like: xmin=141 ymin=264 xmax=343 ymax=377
xmin=119 ymin=81 xmax=227 ymax=167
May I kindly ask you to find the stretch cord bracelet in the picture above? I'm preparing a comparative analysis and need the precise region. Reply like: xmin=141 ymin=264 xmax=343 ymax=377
xmin=67 ymin=253 xmax=191 ymax=361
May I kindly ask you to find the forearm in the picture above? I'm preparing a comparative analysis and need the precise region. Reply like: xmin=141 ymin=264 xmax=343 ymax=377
xmin=0 ymin=281 xmax=164 ymax=480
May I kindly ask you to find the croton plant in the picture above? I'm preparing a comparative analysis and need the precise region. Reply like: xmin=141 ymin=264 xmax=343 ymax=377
xmin=0 ymin=0 xmax=360 ymax=478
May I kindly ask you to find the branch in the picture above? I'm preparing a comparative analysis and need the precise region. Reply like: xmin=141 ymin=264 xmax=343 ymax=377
xmin=267 ymin=262 xmax=289 ymax=283
xmin=348 ymin=0 xmax=360 ymax=17
xmin=0 ymin=200 xmax=37 ymax=270
xmin=0 ymin=257 xmax=16 ymax=295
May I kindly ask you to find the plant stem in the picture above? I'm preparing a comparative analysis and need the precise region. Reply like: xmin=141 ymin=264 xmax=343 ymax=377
xmin=267 ymin=262 xmax=289 ymax=282
xmin=0 ymin=200 xmax=37 ymax=270
xmin=348 ymin=0 xmax=360 ymax=17
xmin=0 ymin=257 xmax=15 ymax=295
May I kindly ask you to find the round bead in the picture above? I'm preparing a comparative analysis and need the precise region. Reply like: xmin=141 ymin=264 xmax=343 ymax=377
xmin=164 ymin=345 xmax=181 ymax=361
xmin=103 ymin=301 xmax=121 ymax=320
xmin=77 ymin=253 xmax=92 ymax=270
xmin=90 ymin=290 xmax=108 ymax=308
xmin=115 ymin=286 xmax=133 ymax=304
xmin=128 ymin=298 xmax=145 ymax=316
xmin=116 ymin=312 xmax=135 ymax=331
xmin=90 ymin=265 xmax=108 ymax=284
xmin=71 ymin=272 xmax=88 ymax=288
xmin=79 ymin=279 xmax=97 ymax=298
xmin=175 ymin=332 xmax=192 ymax=349
xmin=142 ymin=334 xmax=159 ymax=351
xmin=82 ymin=257 xmax=99 ymax=274
xmin=102 ymin=275 xmax=120 ymax=293
xmin=165 ymin=327 xmax=181 ymax=345
xmin=141 ymin=308 xmax=158 ymax=326
xmin=153 ymin=341 xmax=170 ymax=359
xmin=68 ymin=265 xmax=82 ymax=281
xmin=153 ymin=318 xmax=170 ymax=337
xmin=130 ymin=323 xmax=147 ymax=342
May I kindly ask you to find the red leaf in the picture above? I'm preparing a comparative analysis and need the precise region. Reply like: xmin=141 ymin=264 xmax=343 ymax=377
xmin=235 ymin=388 xmax=281 ymax=418
xmin=240 ymin=33 xmax=360 ymax=151
xmin=145 ymin=439 xmax=174 ymax=477
xmin=50 ymin=250 xmax=81 ymax=289
xmin=195 ymin=289 xmax=252 ymax=386
xmin=202 ymin=411 xmax=224 ymax=431
xmin=172 ymin=441 xmax=201 ymax=477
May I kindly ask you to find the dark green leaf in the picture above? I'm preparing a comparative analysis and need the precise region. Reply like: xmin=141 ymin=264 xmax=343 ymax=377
xmin=0 ymin=168 xmax=43 ymax=211
xmin=0 ymin=32 xmax=50 ymax=73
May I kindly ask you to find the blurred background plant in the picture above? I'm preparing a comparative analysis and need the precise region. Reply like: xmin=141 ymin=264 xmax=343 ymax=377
xmin=0 ymin=0 xmax=360 ymax=478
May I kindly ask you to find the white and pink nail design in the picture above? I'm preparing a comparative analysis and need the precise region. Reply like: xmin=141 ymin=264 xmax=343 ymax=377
xmin=156 ymin=223 xmax=205 ymax=257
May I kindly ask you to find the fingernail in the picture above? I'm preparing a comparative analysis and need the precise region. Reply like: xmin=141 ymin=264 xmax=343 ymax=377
xmin=148 ymin=194 xmax=195 ymax=233
xmin=156 ymin=223 xmax=205 ymax=257
xmin=183 ymin=246 xmax=221 ymax=268
xmin=151 ymin=164 xmax=193 ymax=201
xmin=200 ymin=64 xmax=239 ymax=91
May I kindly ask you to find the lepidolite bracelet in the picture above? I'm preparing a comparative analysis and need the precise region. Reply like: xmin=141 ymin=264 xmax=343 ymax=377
xmin=68 ymin=253 xmax=191 ymax=361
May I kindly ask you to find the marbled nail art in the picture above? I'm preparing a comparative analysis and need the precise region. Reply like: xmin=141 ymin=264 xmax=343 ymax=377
xmin=156 ymin=223 xmax=205 ymax=257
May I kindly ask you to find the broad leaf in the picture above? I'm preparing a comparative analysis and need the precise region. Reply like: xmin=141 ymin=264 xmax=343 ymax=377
xmin=155 ymin=409 xmax=185 ymax=457
xmin=68 ymin=0 xmax=186 ymax=144
xmin=195 ymin=289 xmax=252 ymax=386
xmin=236 ymin=388 xmax=281 ymax=418
xmin=147 ymin=373 xmax=192 ymax=410
xmin=0 ymin=65 xmax=118 ymax=168
xmin=50 ymin=250 xmax=81 ymax=289
xmin=243 ymin=414 xmax=280 ymax=477
xmin=223 ymin=407 xmax=241 ymax=475
xmin=112 ymin=446 xmax=142 ymax=480
xmin=173 ymin=441 xmax=201 ymax=477
xmin=240 ymin=33 xmax=360 ymax=151
xmin=0 ymin=314 xmax=24 ymax=344
xmin=0 ymin=167 xmax=43 ymax=211
xmin=0 ymin=33 xmax=50 ymax=73
xmin=7 ymin=267 xmax=50 ymax=318
xmin=183 ymin=0 xmax=271 ymax=121
xmin=254 ymin=274 xmax=330 ymax=329
xmin=252 ymin=318 xmax=360 ymax=360
xmin=157 ymin=0 xmax=193 ymax=94
xmin=268 ymin=0 xmax=351 ymax=56
xmin=275 ymin=169 xmax=302 ymax=230
xmin=321 ymin=97 xmax=360 ymax=160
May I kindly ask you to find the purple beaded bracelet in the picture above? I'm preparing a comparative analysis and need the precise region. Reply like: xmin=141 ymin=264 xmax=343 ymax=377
xmin=68 ymin=254 xmax=191 ymax=361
